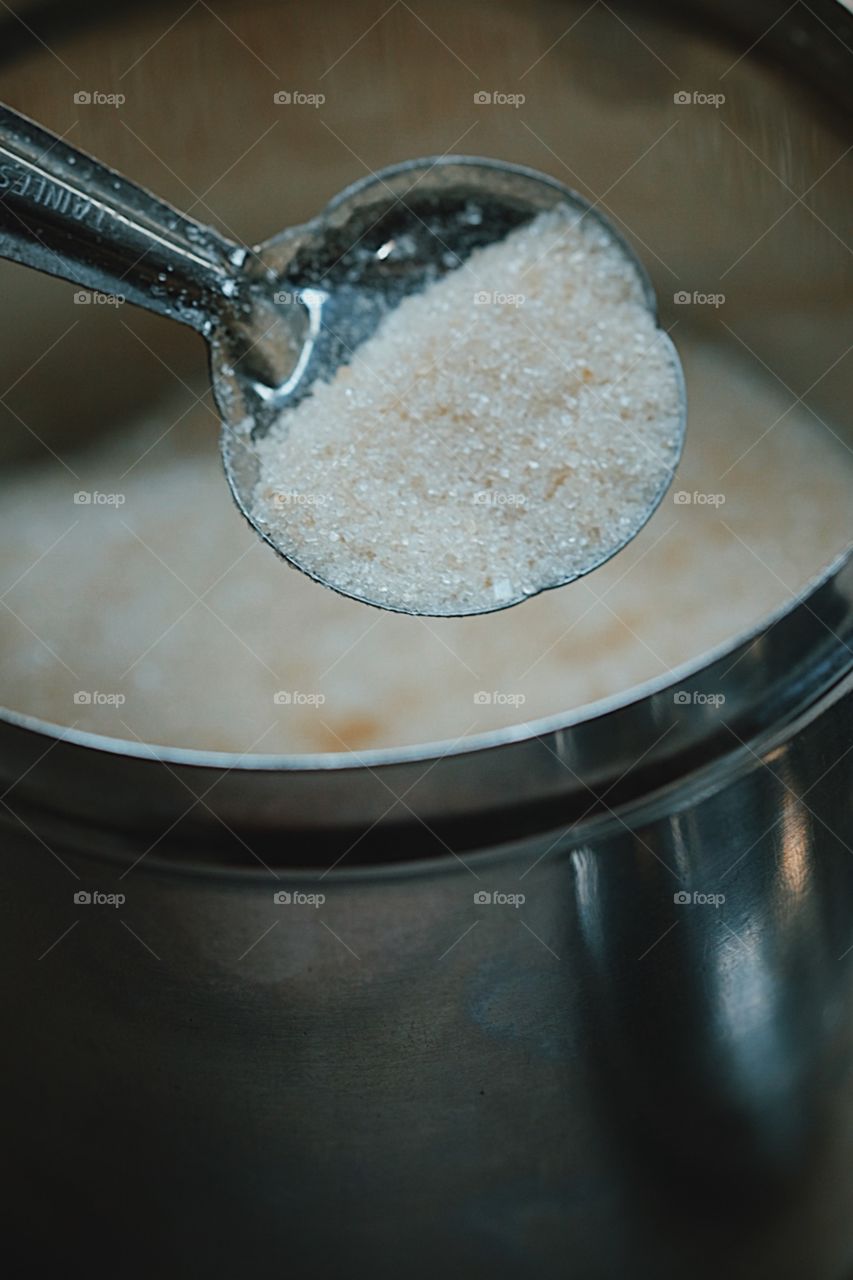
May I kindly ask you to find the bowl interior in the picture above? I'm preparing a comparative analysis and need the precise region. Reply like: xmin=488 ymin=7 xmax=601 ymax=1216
xmin=0 ymin=0 xmax=850 ymax=763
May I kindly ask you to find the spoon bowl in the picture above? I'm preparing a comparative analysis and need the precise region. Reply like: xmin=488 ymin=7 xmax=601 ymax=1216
xmin=216 ymin=157 xmax=685 ymax=616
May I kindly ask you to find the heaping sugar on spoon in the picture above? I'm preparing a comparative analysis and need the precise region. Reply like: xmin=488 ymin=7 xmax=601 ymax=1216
xmin=250 ymin=205 xmax=684 ymax=616
xmin=0 ymin=115 xmax=685 ymax=615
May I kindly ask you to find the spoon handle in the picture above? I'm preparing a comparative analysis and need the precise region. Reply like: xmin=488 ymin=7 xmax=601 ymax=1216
xmin=0 ymin=103 xmax=245 ymax=334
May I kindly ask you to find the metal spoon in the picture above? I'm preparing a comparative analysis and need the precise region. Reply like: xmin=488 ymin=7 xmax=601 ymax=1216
xmin=0 ymin=104 xmax=685 ymax=616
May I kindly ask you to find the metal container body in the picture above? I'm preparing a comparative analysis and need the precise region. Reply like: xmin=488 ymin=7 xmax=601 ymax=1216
xmin=5 ymin=676 xmax=853 ymax=1278
xmin=0 ymin=2 xmax=851 ymax=1276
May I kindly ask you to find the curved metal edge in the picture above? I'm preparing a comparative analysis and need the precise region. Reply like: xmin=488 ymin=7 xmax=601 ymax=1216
xmin=0 ymin=546 xmax=849 ymax=852
xmin=3 ymin=650 xmax=851 ymax=882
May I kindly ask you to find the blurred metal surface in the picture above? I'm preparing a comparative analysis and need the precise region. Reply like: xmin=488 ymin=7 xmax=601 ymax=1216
xmin=0 ymin=2 xmax=851 ymax=1276
xmin=4 ymin=673 xmax=852 ymax=1277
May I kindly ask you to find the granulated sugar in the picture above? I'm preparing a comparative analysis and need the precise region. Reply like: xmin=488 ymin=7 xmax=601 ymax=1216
xmin=0 ymin=340 xmax=849 ymax=752
xmin=251 ymin=207 xmax=684 ymax=614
